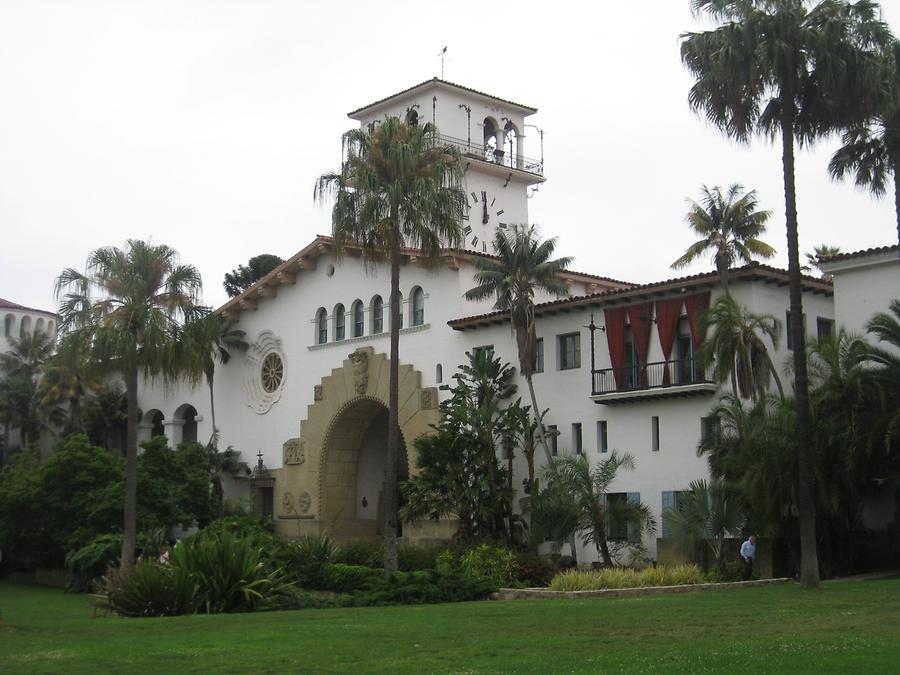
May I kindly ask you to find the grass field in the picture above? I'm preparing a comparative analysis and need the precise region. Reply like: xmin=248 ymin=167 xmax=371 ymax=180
xmin=2 ymin=578 xmax=899 ymax=673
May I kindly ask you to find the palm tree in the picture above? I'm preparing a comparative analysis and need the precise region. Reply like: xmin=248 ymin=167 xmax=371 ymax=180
xmin=315 ymin=116 xmax=466 ymax=574
xmin=700 ymin=295 xmax=784 ymax=402
xmin=55 ymin=240 xmax=203 ymax=568
xmin=829 ymin=40 xmax=900 ymax=247
xmin=863 ymin=300 xmax=900 ymax=449
xmin=662 ymin=478 xmax=744 ymax=570
xmin=671 ymin=184 xmax=776 ymax=290
xmin=681 ymin=0 xmax=890 ymax=587
xmin=542 ymin=452 xmax=655 ymax=567
xmin=39 ymin=331 xmax=102 ymax=434
xmin=0 ymin=331 xmax=54 ymax=381
xmin=802 ymin=244 xmax=842 ymax=279
xmin=183 ymin=312 xmax=248 ymax=448
xmin=209 ymin=445 xmax=251 ymax=519
xmin=464 ymin=225 xmax=573 ymax=464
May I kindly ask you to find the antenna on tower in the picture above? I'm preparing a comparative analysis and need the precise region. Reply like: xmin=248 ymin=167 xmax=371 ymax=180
xmin=438 ymin=46 xmax=448 ymax=79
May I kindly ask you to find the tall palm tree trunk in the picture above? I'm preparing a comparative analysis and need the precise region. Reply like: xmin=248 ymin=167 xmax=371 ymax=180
xmin=893 ymin=158 xmax=900 ymax=248
xmin=121 ymin=356 xmax=139 ymax=569
xmin=383 ymin=220 xmax=401 ymax=576
xmin=781 ymin=107 xmax=820 ymax=587
xmin=525 ymin=377 xmax=553 ymax=465
xmin=206 ymin=370 xmax=217 ymax=448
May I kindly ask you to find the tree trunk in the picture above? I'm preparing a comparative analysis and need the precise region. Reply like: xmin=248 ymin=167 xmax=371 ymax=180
xmin=121 ymin=356 xmax=139 ymax=570
xmin=207 ymin=371 xmax=217 ymax=449
xmin=382 ymin=219 xmax=402 ymax=577
xmin=526 ymin=377 xmax=553 ymax=464
xmin=570 ymin=532 xmax=579 ymax=567
xmin=597 ymin=520 xmax=613 ymax=567
xmin=893 ymin=158 xmax=900 ymax=248
xmin=781 ymin=107 xmax=820 ymax=587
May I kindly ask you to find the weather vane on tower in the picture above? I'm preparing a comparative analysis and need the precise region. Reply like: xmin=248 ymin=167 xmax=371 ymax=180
xmin=438 ymin=45 xmax=448 ymax=79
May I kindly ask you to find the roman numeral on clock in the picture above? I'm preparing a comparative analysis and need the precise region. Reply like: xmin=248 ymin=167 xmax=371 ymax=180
xmin=471 ymin=191 xmax=478 ymax=202
xmin=471 ymin=236 xmax=479 ymax=247
xmin=463 ymin=225 xmax=472 ymax=235
xmin=498 ymin=222 xmax=508 ymax=229
xmin=496 ymin=209 xmax=504 ymax=216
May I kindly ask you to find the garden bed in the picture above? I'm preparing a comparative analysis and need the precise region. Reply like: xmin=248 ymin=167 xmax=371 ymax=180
xmin=495 ymin=577 xmax=792 ymax=600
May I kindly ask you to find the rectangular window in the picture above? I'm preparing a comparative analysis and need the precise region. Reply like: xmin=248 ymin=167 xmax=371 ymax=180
xmin=558 ymin=332 xmax=581 ymax=370
xmin=623 ymin=338 xmax=637 ymax=389
xmin=548 ymin=424 xmax=558 ymax=457
xmin=816 ymin=317 xmax=834 ymax=341
xmin=606 ymin=492 xmax=629 ymax=541
xmin=597 ymin=420 xmax=608 ymax=453
xmin=472 ymin=345 xmax=494 ymax=358
xmin=572 ymin=423 xmax=583 ymax=455
xmin=700 ymin=416 xmax=720 ymax=444
xmin=661 ymin=490 xmax=691 ymax=538
xmin=786 ymin=311 xmax=807 ymax=350
xmin=533 ymin=338 xmax=544 ymax=374
xmin=651 ymin=416 xmax=660 ymax=452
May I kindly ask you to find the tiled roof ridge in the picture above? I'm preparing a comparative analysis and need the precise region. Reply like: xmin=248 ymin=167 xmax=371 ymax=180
xmin=348 ymin=78 xmax=537 ymax=117
xmin=447 ymin=262 xmax=833 ymax=328
xmin=819 ymin=244 xmax=899 ymax=263
xmin=0 ymin=297 xmax=57 ymax=316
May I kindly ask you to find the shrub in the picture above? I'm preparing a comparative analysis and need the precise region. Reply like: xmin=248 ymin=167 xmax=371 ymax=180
xmin=333 ymin=541 xmax=382 ymax=568
xmin=340 ymin=569 xmax=497 ymax=607
xmin=548 ymin=564 xmax=704 ymax=592
xmin=460 ymin=544 xmax=518 ymax=587
xmin=65 ymin=534 xmax=123 ymax=591
xmin=170 ymin=532 xmax=288 ymax=613
xmin=706 ymin=561 xmax=744 ymax=583
xmin=97 ymin=559 xmax=199 ymax=617
xmin=511 ymin=550 xmax=557 ymax=587
xmin=322 ymin=563 xmax=382 ymax=593
xmin=259 ymin=586 xmax=337 ymax=611
xmin=398 ymin=544 xmax=442 ymax=572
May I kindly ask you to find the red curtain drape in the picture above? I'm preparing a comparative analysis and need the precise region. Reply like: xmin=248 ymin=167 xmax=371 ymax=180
xmin=604 ymin=306 xmax=628 ymax=389
xmin=655 ymin=297 xmax=684 ymax=385
xmin=626 ymin=302 xmax=653 ymax=386
xmin=684 ymin=292 xmax=711 ymax=351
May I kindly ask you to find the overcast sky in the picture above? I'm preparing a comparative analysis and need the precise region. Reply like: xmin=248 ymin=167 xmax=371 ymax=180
xmin=1 ymin=0 xmax=898 ymax=313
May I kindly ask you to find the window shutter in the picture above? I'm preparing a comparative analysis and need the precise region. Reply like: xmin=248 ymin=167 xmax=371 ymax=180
xmin=627 ymin=492 xmax=640 ymax=543
xmin=661 ymin=491 xmax=674 ymax=538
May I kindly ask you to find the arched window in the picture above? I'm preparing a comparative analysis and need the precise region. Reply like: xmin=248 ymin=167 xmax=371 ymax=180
xmin=436 ymin=363 xmax=443 ymax=384
xmin=352 ymin=300 xmax=364 ymax=337
xmin=175 ymin=404 xmax=198 ymax=444
xmin=316 ymin=308 xmax=328 ymax=344
xmin=411 ymin=286 xmax=425 ymax=326
xmin=371 ymin=295 xmax=383 ymax=334
xmin=19 ymin=315 xmax=31 ymax=338
xmin=46 ymin=321 xmax=54 ymax=337
xmin=35 ymin=318 xmax=45 ymax=335
xmin=405 ymin=108 xmax=419 ymax=127
xmin=3 ymin=314 xmax=13 ymax=337
xmin=334 ymin=303 xmax=345 ymax=341
xmin=483 ymin=117 xmax=499 ymax=162
xmin=504 ymin=121 xmax=519 ymax=169
xmin=395 ymin=292 xmax=403 ymax=330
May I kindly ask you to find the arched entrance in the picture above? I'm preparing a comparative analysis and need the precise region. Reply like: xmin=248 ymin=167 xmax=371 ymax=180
xmin=319 ymin=399 xmax=408 ymax=540
xmin=273 ymin=347 xmax=448 ymax=543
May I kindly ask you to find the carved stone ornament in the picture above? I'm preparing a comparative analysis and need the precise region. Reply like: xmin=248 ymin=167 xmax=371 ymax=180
xmin=283 ymin=438 xmax=305 ymax=465
xmin=297 ymin=490 xmax=312 ymax=514
xmin=349 ymin=350 xmax=369 ymax=395
xmin=281 ymin=492 xmax=296 ymax=514
xmin=421 ymin=387 xmax=438 ymax=410
xmin=314 ymin=385 xmax=324 ymax=401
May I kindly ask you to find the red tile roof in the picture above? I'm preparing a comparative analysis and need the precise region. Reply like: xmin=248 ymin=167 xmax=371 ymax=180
xmin=447 ymin=263 xmax=833 ymax=330
xmin=0 ymin=297 xmax=57 ymax=316
xmin=348 ymin=78 xmax=538 ymax=118
xmin=819 ymin=244 xmax=899 ymax=263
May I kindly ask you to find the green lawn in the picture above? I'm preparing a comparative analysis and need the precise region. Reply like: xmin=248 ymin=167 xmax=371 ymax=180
xmin=1 ymin=578 xmax=899 ymax=673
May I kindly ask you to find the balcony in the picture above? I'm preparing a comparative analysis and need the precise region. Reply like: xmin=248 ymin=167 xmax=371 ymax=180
xmin=590 ymin=358 xmax=717 ymax=404
xmin=436 ymin=133 xmax=544 ymax=177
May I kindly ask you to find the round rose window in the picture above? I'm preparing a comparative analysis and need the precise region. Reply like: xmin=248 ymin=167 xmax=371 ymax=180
xmin=261 ymin=352 xmax=284 ymax=393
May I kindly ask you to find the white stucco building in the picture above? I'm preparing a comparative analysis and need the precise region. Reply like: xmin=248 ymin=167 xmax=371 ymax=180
xmin=133 ymin=80 xmax=896 ymax=562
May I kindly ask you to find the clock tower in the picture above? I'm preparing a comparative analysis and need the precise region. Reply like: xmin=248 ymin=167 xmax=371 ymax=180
xmin=347 ymin=79 xmax=546 ymax=253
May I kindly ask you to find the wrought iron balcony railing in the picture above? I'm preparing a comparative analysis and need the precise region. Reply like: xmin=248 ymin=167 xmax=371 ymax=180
xmin=436 ymin=133 xmax=544 ymax=176
xmin=591 ymin=358 xmax=715 ymax=396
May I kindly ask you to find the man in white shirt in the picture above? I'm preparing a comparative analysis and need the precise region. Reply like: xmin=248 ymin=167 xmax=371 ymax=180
xmin=740 ymin=535 xmax=757 ymax=580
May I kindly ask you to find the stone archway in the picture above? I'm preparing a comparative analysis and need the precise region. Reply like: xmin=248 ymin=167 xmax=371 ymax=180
xmin=273 ymin=346 xmax=448 ymax=543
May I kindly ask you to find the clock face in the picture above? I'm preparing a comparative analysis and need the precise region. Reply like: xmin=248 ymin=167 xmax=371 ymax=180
xmin=463 ymin=189 xmax=509 ymax=252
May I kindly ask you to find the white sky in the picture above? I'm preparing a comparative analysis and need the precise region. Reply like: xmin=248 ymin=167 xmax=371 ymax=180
xmin=1 ymin=0 xmax=898 ymax=312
